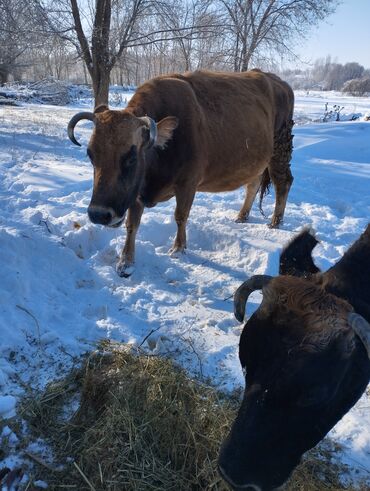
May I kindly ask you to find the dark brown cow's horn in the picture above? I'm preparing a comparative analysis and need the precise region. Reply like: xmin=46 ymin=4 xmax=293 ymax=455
xmin=139 ymin=116 xmax=157 ymax=148
xmin=234 ymin=275 xmax=273 ymax=322
xmin=348 ymin=312 xmax=370 ymax=359
xmin=67 ymin=112 xmax=95 ymax=146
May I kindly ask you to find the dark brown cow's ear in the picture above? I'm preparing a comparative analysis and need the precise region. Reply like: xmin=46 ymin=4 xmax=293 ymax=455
xmin=155 ymin=116 xmax=178 ymax=148
xmin=94 ymin=104 xmax=109 ymax=114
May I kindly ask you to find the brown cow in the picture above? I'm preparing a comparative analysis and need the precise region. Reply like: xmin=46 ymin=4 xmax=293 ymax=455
xmin=67 ymin=69 xmax=294 ymax=277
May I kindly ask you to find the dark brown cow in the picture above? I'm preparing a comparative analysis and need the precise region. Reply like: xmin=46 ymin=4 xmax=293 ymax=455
xmin=68 ymin=69 xmax=294 ymax=277
xmin=219 ymin=225 xmax=370 ymax=491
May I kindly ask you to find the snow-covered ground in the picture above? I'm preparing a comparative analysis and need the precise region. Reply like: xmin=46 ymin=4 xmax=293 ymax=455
xmin=295 ymin=89 xmax=370 ymax=124
xmin=0 ymin=90 xmax=370 ymax=486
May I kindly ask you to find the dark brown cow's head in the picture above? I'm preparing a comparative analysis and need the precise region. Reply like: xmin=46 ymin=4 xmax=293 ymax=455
xmin=219 ymin=274 xmax=370 ymax=491
xmin=68 ymin=106 xmax=178 ymax=227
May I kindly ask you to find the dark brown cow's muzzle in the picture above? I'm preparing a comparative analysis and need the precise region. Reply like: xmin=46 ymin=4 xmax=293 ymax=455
xmin=218 ymin=464 xmax=263 ymax=490
xmin=219 ymin=462 xmax=286 ymax=491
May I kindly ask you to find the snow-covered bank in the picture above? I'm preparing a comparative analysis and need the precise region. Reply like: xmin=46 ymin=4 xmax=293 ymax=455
xmin=0 ymin=94 xmax=369 ymax=485
xmin=294 ymin=90 xmax=370 ymax=124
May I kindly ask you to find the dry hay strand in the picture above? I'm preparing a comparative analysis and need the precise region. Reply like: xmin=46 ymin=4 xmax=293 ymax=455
xmin=19 ymin=341 xmax=360 ymax=490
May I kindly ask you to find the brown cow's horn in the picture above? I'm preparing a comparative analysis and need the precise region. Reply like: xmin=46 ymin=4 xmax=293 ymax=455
xmin=348 ymin=312 xmax=370 ymax=359
xmin=67 ymin=112 xmax=95 ymax=146
xmin=234 ymin=275 xmax=273 ymax=322
xmin=139 ymin=116 xmax=157 ymax=148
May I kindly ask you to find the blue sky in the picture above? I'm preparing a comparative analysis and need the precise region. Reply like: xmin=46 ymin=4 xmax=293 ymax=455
xmin=293 ymin=0 xmax=370 ymax=68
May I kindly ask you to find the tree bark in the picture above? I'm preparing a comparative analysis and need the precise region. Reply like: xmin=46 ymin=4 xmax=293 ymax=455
xmin=92 ymin=67 xmax=111 ymax=107
xmin=0 ymin=66 xmax=9 ymax=85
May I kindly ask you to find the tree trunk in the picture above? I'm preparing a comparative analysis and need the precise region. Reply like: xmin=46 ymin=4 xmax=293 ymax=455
xmin=240 ymin=40 xmax=250 ymax=72
xmin=241 ymin=56 xmax=250 ymax=72
xmin=82 ymin=62 xmax=89 ymax=85
xmin=233 ymin=32 xmax=240 ymax=72
xmin=0 ymin=65 xmax=10 ymax=85
xmin=92 ymin=67 xmax=111 ymax=107
xmin=119 ymin=64 xmax=123 ymax=86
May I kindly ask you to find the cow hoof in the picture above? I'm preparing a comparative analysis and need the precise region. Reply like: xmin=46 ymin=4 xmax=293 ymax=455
xmin=116 ymin=261 xmax=135 ymax=278
xmin=169 ymin=246 xmax=186 ymax=258
xmin=268 ymin=219 xmax=281 ymax=229
xmin=235 ymin=215 xmax=248 ymax=223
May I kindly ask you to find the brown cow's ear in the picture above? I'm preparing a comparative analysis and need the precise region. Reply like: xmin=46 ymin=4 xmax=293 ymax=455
xmin=155 ymin=117 xmax=178 ymax=148
xmin=94 ymin=104 xmax=109 ymax=114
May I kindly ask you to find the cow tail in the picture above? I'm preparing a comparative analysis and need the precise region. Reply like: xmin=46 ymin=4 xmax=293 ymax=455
xmin=258 ymin=168 xmax=271 ymax=218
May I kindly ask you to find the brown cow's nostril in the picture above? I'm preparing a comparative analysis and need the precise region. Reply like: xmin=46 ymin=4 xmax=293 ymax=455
xmin=88 ymin=206 xmax=114 ymax=225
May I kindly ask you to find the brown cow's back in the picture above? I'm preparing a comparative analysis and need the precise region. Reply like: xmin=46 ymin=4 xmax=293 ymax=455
xmin=127 ymin=70 xmax=293 ymax=194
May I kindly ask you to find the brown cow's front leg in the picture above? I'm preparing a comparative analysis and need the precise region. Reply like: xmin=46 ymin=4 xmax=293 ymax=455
xmin=116 ymin=199 xmax=144 ymax=277
xmin=169 ymin=186 xmax=196 ymax=256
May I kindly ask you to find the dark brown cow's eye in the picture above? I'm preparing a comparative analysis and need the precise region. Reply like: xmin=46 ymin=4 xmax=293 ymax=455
xmin=296 ymin=386 xmax=330 ymax=407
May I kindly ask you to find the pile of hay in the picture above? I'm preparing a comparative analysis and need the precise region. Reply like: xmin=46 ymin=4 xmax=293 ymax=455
xmin=21 ymin=342 xmax=234 ymax=490
xmin=18 ymin=342 xmax=356 ymax=490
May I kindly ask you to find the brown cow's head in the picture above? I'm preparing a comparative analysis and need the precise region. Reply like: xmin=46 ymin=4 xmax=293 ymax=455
xmin=68 ymin=106 xmax=178 ymax=227
xmin=219 ymin=275 xmax=370 ymax=491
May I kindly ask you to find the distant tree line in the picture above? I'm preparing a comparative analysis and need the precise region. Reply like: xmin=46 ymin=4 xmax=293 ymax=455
xmin=2 ymin=0 xmax=357 ymax=105
xmin=281 ymin=56 xmax=370 ymax=95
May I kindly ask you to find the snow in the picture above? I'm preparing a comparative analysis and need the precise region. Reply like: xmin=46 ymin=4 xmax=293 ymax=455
xmin=0 ymin=90 xmax=370 ymax=485
xmin=0 ymin=81 xmax=134 ymax=109
xmin=294 ymin=90 xmax=370 ymax=125
xmin=0 ymin=397 xmax=17 ymax=419
xmin=1 ymin=426 xmax=19 ymax=445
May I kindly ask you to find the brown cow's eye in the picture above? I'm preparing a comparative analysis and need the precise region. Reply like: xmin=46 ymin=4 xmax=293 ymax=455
xmin=120 ymin=145 xmax=137 ymax=168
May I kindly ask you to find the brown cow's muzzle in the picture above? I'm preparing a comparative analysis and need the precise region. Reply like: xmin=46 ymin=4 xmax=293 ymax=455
xmin=87 ymin=205 xmax=124 ymax=228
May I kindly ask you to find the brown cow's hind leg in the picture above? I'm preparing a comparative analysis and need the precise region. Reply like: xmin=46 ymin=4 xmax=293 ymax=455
xmin=269 ymin=171 xmax=293 ymax=228
xmin=269 ymin=120 xmax=294 ymax=228
xmin=116 ymin=199 xmax=144 ymax=277
xmin=169 ymin=186 xmax=196 ymax=256
xmin=235 ymin=175 xmax=262 ymax=223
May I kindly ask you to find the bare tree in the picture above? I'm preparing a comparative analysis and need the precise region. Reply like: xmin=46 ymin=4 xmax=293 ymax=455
xmin=0 ymin=0 xmax=42 ymax=83
xmin=316 ymin=60 xmax=365 ymax=90
xmin=155 ymin=0 xmax=220 ymax=71
xmin=34 ymin=0 xmax=222 ymax=106
xmin=218 ymin=0 xmax=339 ymax=72
xmin=34 ymin=0 xmax=150 ymax=106
xmin=1 ymin=0 xmax=346 ymax=92
xmin=343 ymin=77 xmax=370 ymax=97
